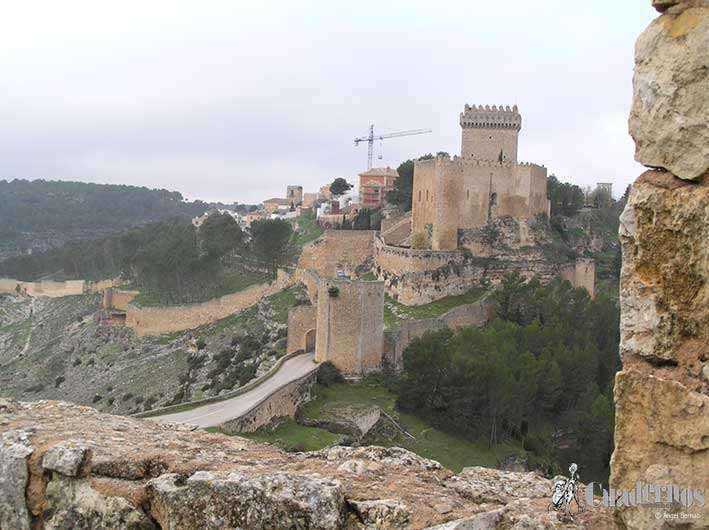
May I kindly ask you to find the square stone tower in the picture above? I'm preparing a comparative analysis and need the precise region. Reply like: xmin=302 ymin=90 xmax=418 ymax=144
xmin=315 ymin=278 xmax=384 ymax=376
xmin=411 ymin=103 xmax=548 ymax=251
xmin=286 ymin=185 xmax=303 ymax=206
xmin=460 ymin=104 xmax=521 ymax=163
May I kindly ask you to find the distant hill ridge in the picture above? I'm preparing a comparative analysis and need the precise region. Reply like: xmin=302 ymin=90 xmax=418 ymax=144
xmin=0 ymin=179 xmax=209 ymax=260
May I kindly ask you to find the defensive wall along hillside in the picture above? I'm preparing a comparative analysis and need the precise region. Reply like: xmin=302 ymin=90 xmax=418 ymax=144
xmin=123 ymin=270 xmax=294 ymax=336
xmin=382 ymin=296 xmax=495 ymax=368
xmin=373 ymin=235 xmax=596 ymax=305
xmin=0 ymin=278 xmax=117 ymax=298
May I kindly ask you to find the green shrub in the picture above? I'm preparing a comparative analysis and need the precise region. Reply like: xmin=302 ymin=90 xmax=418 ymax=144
xmin=317 ymin=361 xmax=344 ymax=387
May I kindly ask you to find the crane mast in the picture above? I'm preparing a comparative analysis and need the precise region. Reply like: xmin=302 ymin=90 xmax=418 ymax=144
xmin=354 ymin=125 xmax=432 ymax=170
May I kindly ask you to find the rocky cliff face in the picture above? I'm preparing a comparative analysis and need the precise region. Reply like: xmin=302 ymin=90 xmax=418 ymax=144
xmin=0 ymin=399 xmax=614 ymax=530
xmin=610 ymin=1 xmax=709 ymax=529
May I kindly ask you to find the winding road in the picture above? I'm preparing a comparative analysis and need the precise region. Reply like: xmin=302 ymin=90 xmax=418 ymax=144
xmin=152 ymin=351 xmax=318 ymax=428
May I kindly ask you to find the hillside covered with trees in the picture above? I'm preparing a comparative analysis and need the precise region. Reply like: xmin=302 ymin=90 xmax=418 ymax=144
xmin=0 ymin=179 xmax=214 ymax=260
xmin=397 ymin=273 xmax=619 ymax=481
xmin=0 ymin=214 xmax=295 ymax=305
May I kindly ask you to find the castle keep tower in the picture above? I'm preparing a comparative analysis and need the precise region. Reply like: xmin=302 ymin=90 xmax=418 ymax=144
xmin=412 ymin=104 xmax=549 ymax=250
xmin=460 ymin=104 xmax=521 ymax=163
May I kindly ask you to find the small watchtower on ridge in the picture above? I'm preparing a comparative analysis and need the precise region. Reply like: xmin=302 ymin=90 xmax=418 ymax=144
xmin=460 ymin=104 xmax=522 ymax=164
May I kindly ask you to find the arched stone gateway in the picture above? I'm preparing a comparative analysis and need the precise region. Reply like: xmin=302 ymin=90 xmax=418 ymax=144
xmin=304 ymin=329 xmax=316 ymax=352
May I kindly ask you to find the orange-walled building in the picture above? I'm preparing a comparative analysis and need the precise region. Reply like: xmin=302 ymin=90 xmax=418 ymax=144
xmin=358 ymin=167 xmax=399 ymax=208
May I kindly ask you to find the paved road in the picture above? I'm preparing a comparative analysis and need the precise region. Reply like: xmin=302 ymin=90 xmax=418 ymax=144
xmin=152 ymin=352 xmax=318 ymax=428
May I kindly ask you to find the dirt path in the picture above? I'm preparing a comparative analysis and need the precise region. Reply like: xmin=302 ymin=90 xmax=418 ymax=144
xmin=19 ymin=298 xmax=35 ymax=356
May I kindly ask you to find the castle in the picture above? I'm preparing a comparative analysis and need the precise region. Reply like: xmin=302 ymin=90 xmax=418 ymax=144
xmin=412 ymin=104 xmax=550 ymax=250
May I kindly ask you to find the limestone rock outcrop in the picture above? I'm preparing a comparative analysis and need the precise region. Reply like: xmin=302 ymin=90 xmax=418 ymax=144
xmin=629 ymin=1 xmax=709 ymax=180
xmin=611 ymin=172 xmax=709 ymax=529
xmin=611 ymin=2 xmax=709 ymax=527
xmin=148 ymin=471 xmax=346 ymax=529
xmin=0 ymin=398 xmax=614 ymax=529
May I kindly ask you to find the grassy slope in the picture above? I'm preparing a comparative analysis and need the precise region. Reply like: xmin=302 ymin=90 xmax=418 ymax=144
xmin=384 ymin=287 xmax=487 ymax=328
xmin=291 ymin=215 xmax=324 ymax=247
xmin=243 ymin=380 xmax=524 ymax=472
xmin=232 ymin=420 xmax=341 ymax=452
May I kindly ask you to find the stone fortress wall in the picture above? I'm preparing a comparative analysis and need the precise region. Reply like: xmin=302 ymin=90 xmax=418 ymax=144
xmin=286 ymin=303 xmax=317 ymax=353
xmin=297 ymin=230 xmax=376 ymax=279
xmin=123 ymin=270 xmax=293 ymax=336
xmin=296 ymin=227 xmax=595 ymax=307
xmin=373 ymin=235 xmax=465 ymax=275
xmin=0 ymin=278 xmax=117 ymax=298
xmin=287 ymin=269 xmax=495 ymax=374
xmin=383 ymin=297 xmax=495 ymax=368
xmin=102 ymin=287 xmax=139 ymax=311
xmin=315 ymin=277 xmax=385 ymax=376
xmin=560 ymin=258 xmax=596 ymax=300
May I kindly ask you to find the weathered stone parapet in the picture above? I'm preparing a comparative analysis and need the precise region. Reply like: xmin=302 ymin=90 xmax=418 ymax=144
xmin=0 ymin=398 xmax=617 ymax=529
xmin=610 ymin=171 xmax=709 ymax=529
xmin=629 ymin=1 xmax=709 ymax=180
xmin=219 ymin=371 xmax=317 ymax=434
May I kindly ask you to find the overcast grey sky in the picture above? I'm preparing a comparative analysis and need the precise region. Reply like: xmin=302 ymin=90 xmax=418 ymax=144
xmin=0 ymin=0 xmax=656 ymax=203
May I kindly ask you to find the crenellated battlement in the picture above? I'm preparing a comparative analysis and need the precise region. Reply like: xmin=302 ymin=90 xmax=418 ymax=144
xmin=417 ymin=155 xmax=544 ymax=170
xmin=460 ymin=104 xmax=522 ymax=131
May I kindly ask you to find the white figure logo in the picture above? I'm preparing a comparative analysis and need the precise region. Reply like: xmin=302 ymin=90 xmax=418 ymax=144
xmin=550 ymin=463 xmax=584 ymax=520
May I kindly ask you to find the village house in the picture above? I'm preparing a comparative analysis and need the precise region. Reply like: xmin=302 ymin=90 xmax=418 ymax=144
xmin=358 ymin=167 xmax=398 ymax=208
xmin=262 ymin=197 xmax=291 ymax=214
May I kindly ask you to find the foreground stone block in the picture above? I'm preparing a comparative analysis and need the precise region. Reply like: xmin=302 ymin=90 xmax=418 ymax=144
xmin=148 ymin=471 xmax=346 ymax=530
xmin=0 ymin=429 xmax=33 ymax=530
xmin=618 ymin=171 xmax=709 ymax=370
xmin=42 ymin=442 xmax=89 ymax=477
xmin=611 ymin=371 xmax=709 ymax=529
xmin=445 ymin=466 xmax=552 ymax=504
xmin=629 ymin=3 xmax=709 ymax=180
xmin=44 ymin=475 xmax=155 ymax=530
